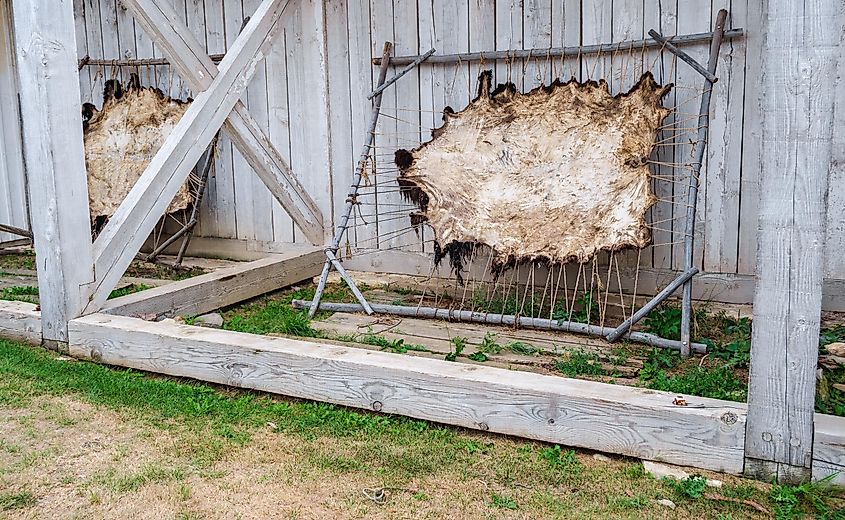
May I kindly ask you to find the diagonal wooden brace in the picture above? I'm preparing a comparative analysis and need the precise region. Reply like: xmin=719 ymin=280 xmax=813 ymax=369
xmin=120 ymin=0 xmax=324 ymax=245
xmin=86 ymin=0 xmax=289 ymax=312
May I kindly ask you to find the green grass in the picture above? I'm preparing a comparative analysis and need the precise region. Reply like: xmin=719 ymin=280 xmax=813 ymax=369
xmin=107 ymin=283 xmax=152 ymax=300
xmin=0 ymin=285 xmax=39 ymax=304
xmin=644 ymin=365 xmax=748 ymax=402
xmin=0 ymin=283 xmax=150 ymax=304
xmin=555 ymin=351 xmax=606 ymax=377
xmin=0 ymin=490 xmax=36 ymax=511
xmin=222 ymin=285 xmax=355 ymax=338
xmin=0 ymin=250 xmax=35 ymax=271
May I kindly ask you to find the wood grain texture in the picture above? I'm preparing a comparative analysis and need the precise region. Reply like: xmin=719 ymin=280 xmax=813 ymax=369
xmin=744 ymin=0 xmax=840 ymax=482
xmin=12 ymin=0 xmax=95 ymax=343
xmin=0 ymin=300 xmax=41 ymax=345
xmin=101 ymin=247 xmax=323 ymax=317
xmin=88 ymin=0 xmax=289 ymax=312
xmin=68 ymin=312 xmax=747 ymax=474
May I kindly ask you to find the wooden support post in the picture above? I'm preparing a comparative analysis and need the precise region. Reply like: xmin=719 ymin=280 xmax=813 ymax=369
xmin=744 ymin=0 xmax=841 ymax=483
xmin=86 ymin=0 xmax=288 ymax=313
xmin=120 ymin=0 xmax=324 ymax=245
xmin=11 ymin=0 xmax=94 ymax=347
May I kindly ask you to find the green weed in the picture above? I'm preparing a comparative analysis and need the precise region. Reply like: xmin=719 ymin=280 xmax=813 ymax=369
xmin=638 ymin=348 xmax=681 ymax=381
xmin=0 ymin=491 xmax=35 ymax=511
xmin=490 ymin=493 xmax=518 ymax=510
xmin=646 ymin=365 xmax=747 ymax=402
xmin=541 ymin=445 xmax=582 ymax=476
xmin=770 ymin=474 xmax=844 ymax=519
xmin=0 ymin=285 xmax=39 ymax=303
xmin=467 ymin=351 xmax=488 ymax=362
xmin=107 ymin=283 xmax=151 ymax=300
xmin=478 ymin=332 xmax=502 ymax=354
xmin=359 ymin=332 xmax=428 ymax=354
xmin=668 ymin=475 xmax=708 ymax=499
xmin=445 ymin=337 xmax=467 ymax=362
xmin=555 ymin=351 xmax=605 ymax=377
xmin=506 ymin=341 xmax=539 ymax=355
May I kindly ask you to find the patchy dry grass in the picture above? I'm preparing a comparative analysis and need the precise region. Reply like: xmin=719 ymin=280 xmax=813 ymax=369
xmin=0 ymin=339 xmax=842 ymax=519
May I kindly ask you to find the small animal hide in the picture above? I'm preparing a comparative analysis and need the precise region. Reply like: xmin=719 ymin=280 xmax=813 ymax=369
xmin=396 ymin=71 xmax=672 ymax=272
xmin=84 ymin=76 xmax=192 ymax=219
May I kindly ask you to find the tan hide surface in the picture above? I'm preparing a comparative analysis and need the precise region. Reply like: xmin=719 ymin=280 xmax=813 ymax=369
xmin=84 ymin=86 xmax=192 ymax=219
xmin=397 ymin=71 xmax=672 ymax=266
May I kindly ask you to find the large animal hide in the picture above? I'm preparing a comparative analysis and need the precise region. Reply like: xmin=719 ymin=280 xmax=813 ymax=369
xmin=396 ymin=71 xmax=671 ymax=272
xmin=83 ymin=77 xmax=192 ymax=220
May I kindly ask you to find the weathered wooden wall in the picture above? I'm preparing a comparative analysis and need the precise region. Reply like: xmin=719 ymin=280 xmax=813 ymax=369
xmin=0 ymin=0 xmax=29 ymax=243
xmin=0 ymin=0 xmax=841 ymax=304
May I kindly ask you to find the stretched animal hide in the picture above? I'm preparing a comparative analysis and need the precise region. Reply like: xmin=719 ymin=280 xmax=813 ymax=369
xmin=396 ymin=71 xmax=672 ymax=274
xmin=83 ymin=76 xmax=192 ymax=220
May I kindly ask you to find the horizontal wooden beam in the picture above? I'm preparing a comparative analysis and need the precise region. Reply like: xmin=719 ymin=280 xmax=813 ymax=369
xmin=0 ymin=302 xmax=840 ymax=485
xmin=101 ymin=247 xmax=323 ymax=318
xmin=122 ymin=0 xmax=324 ymax=244
xmin=0 ymin=301 xmax=41 ymax=345
xmin=68 ymin=313 xmax=745 ymax=473
xmin=87 ymin=0 xmax=288 ymax=313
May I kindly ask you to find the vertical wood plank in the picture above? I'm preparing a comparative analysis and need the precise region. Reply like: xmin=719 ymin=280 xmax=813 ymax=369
xmin=645 ymin=0 xmax=678 ymax=270
xmin=580 ymin=0 xmax=611 ymax=86
xmin=0 ymin=0 xmax=28 ymax=242
xmin=495 ymin=0 xmax=523 ymax=87
xmin=285 ymin=0 xmax=333 ymax=243
xmin=197 ymin=0 xmax=226 ymax=238
xmin=83 ymin=0 xmax=105 ymax=106
xmin=550 ymin=0 xmax=581 ymax=80
xmin=744 ymin=0 xmax=840 ymax=483
xmin=825 ymin=21 xmax=845 ymax=279
xmin=223 ymin=0 xmax=253 ymax=241
xmin=241 ymin=0 xmax=274 ymax=243
xmin=11 ymin=0 xmax=95 ymax=343
xmin=268 ymin=6 xmax=294 ymax=243
xmin=523 ymin=0 xmax=552 ymax=90
xmin=73 ymin=0 xmax=93 ymax=104
xmin=345 ymin=0 xmax=375 ymax=249
xmin=671 ymin=0 xmax=710 ymax=272
xmin=702 ymin=0 xmax=743 ymax=274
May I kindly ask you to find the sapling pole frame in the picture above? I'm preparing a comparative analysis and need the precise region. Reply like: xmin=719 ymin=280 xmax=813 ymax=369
xmin=606 ymin=268 xmax=698 ymax=342
xmin=293 ymin=300 xmax=708 ymax=353
xmin=667 ymin=9 xmax=729 ymax=358
xmin=374 ymin=29 xmax=744 ymax=66
xmin=309 ymin=42 xmax=435 ymax=317
xmin=145 ymin=135 xmax=218 ymax=264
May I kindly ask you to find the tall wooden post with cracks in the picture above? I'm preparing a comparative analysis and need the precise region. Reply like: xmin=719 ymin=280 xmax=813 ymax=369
xmin=744 ymin=0 xmax=842 ymax=483
xmin=10 ymin=0 xmax=94 ymax=349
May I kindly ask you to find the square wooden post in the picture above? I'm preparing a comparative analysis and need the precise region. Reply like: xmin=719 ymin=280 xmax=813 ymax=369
xmin=744 ymin=0 xmax=841 ymax=483
xmin=10 ymin=0 xmax=94 ymax=348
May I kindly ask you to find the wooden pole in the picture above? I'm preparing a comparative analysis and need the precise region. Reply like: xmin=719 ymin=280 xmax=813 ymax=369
xmin=744 ymin=0 xmax=841 ymax=484
xmin=307 ymin=42 xmax=395 ymax=318
xmin=292 ymin=300 xmax=708 ymax=353
xmin=11 ymin=0 xmax=95 ymax=348
xmin=677 ymin=10 xmax=728 ymax=358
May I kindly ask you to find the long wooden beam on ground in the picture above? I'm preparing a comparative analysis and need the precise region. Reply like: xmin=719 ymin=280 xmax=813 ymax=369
xmin=86 ymin=0 xmax=288 ymax=314
xmin=0 ymin=301 xmax=842 ymax=484
xmin=0 ymin=301 xmax=41 ymax=345
xmin=121 ymin=0 xmax=324 ymax=245
xmin=101 ymin=248 xmax=323 ymax=318
xmin=61 ymin=313 xmax=845 ymax=483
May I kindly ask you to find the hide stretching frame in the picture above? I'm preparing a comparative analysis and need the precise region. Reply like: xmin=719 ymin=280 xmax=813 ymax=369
xmin=306 ymin=11 xmax=732 ymax=359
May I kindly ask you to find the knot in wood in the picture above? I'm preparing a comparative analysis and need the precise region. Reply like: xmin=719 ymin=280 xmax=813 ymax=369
xmin=371 ymin=400 xmax=383 ymax=412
